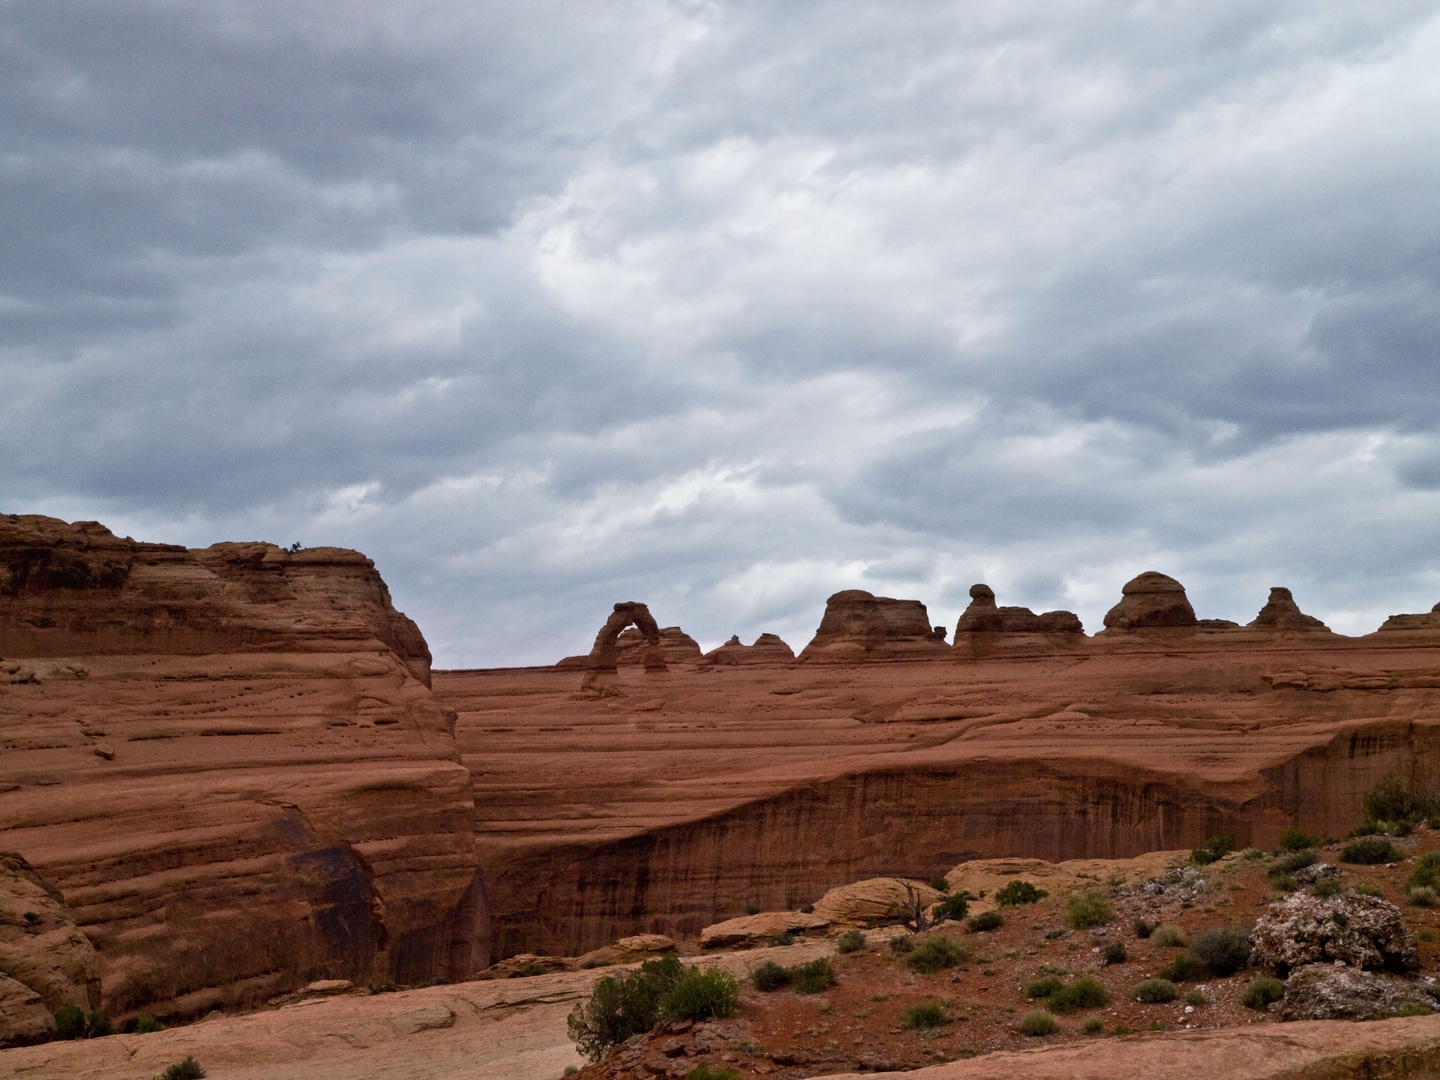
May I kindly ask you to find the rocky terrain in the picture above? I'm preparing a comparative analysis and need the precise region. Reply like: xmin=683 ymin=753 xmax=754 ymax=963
xmin=0 ymin=516 xmax=480 ymax=1024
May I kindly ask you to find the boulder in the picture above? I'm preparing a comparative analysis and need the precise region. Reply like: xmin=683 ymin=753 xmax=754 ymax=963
xmin=0 ymin=851 xmax=100 ymax=1013
xmin=954 ymin=584 xmax=1083 ymax=636
xmin=575 ymin=934 xmax=677 ymax=969
xmin=699 ymin=911 xmax=829 ymax=949
xmin=1250 ymin=891 xmax=1417 ymax=974
xmin=0 ymin=973 xmax=54 ymax=1048
xmin=1102 ymin=572 xmax=1197 ymax=631
xmin=799 ymin=590 xmax=949 ymax=660
xmin=1280 ymin=962 xmax=1435 ymax=1021
xmin=811 ymin=878 xmax=943 ymax=926
xmin=701 ymin=633 xmax=796 ymax=666
xmin=1249 ymin=588 xmax=1331 ymax=632
xmin=474 ymin=954 xmax=570 ymax=979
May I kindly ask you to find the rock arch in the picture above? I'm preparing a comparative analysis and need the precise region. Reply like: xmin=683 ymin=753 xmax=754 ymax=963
xmin=585 ymin=602 xmax=667 ymax=673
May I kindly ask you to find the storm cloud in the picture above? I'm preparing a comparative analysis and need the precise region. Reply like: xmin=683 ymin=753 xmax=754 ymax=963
xmin=4 ymin=0 xmax=1440 ymax=663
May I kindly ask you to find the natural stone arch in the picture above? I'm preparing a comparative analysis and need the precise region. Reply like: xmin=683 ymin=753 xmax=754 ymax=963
xmin=585 ymin=601 xmax=667 ymax=673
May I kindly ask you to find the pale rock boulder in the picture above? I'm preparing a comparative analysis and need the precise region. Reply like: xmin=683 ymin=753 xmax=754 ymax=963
xmin=699 ymin=911 xmax=829 ymax=949
xmin=811 ymin=878 xmax=943 ymax=926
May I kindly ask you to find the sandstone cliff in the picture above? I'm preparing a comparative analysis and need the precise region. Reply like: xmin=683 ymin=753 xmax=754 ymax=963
xmin=798 ymin=590 xmax=949 ymax=660
xmin=0 ymin=516 xmax=480 ymax=1022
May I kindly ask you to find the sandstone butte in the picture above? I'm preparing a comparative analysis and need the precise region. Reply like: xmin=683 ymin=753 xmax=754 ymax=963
xmin=12 ymin=513 xmax=1440 ymax=1051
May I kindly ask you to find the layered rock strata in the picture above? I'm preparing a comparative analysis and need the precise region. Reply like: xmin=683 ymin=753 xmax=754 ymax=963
xmin=1249 ymin=587 xmax=1331 ymax=632
xmin=701 ymin=633 xmax=796 ymax=666
xmin=1102 ymin=571 xmax=1197 ymax=631
xmin=798 ymin=590 xmax=948 ymax=660
xmin=0 ymin=516 xmax=480 ymax=1021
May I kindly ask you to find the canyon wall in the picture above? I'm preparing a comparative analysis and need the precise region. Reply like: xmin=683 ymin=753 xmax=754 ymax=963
xmin=0 ymin=516 xmax=480 ymax=1021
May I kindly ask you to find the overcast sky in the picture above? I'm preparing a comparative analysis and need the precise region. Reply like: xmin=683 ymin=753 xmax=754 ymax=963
xmin=4 ymin=1 xmax=1440 ymax=665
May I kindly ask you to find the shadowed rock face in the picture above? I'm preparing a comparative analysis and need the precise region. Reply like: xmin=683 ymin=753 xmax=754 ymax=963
xmin=0 ymin=516 xmax=479 ymax=1022
xmin=799 ymin=590 xmax=948 ymax=660
xmin=585 ymin=602 xmax=666 ymax=673
xmin=954 ymin=583 xmax=1083 ymax=636
xmin=1102 ymin=571 xmax=1197 ymax=631
xmin=1249 ymin=587 xmax=1331 ymax=632
xmin=616 ymin=626 xmax=702 ymax=665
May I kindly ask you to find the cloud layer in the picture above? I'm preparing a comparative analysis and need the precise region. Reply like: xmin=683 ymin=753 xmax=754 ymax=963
xmin=4 ymin=0 xmax=1440 ymax=663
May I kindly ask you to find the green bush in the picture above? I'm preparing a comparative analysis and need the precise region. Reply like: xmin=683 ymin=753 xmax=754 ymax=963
xmin=1132 ymin=978 xmax=1179 ymax=1004
xmin=1271 ymin=850 xmax=1317 ymax=876
xmin=901 ymin=1001 xmax=947 ymax=1029
xmin=1018 ymin=1009 xmax=1058 ymax=1036
xmin=54 ymin=1005 xmax=85 ymax=1040
xmin=1279 ymin=827 xmax=1320 ymax=852
xmin=1049 ymin=977 xmax=1109 ymax=1014
xmin=1191 ymin=835 xmax=1233 ymax=866
xmin=1191 ymin=926 xmax=1251 ymax=976
xmin=1311 ymin=876 xmax=1342 ymax=898
xmin=1066 ymin=892 xmax=1112 ymax=930
xmin=568 ymin=955 xmax=686 ymax=1060
xmin=933 ymin=893 xmax=970 ymax=924
xmin=789 ymin=958 xmax=837 ymax=995
xmin=1157 ymin=954 xmax=1203 ymax=982
xmin=665 ymin=967 xmax=740 ymax=1021
xmin=1341 ymin=836 xmax=1401 ymax=865
xmin=1133 ymin=917 xmax=1154 ymax=939
xmin=159 ymin=1059 xmax=206 ymax=1080
xmin=1185 ymin=988 xmax=1207 ymax=1006
xmin=905 ymin=934 xmax=968 ymax=974
xmin=966 ymin=910 xmax=1003 ymax=932
xmin=1408 ymin=852 xmax=1440 ymax=891
xmin=996 ymin=880 xmax=1047 ymax=906
xmin=134 ymin=1014 xmax=165 ymax=1034
xmin=1363 ymin=774 xmax=1436 ymax=827
xmin=1409 ymin=886 xmax=1439 ymax=907
xmin=85 ymin=1010 xmax=113 ymax=1037
xmin=1083 ymin=1015 xmax=1104 ymax=1033
xmin=1102 ymin=941 xmax=1128 ymax=965
xmin=890 ymin=934 xmax=915 ymax=955
xmin=684 ymin=1067 xmax=740 ymax=1080
xmin=752 ymin=961 xmax=790 ymax=991
xmin=1242 ymin=977 xmax=1285 ymax=1010
xmin=1025 ymin=976 xmax=1063 ymax=999
xmin=1150 ymin=924 xmax=1186 ymax=948
xmin=836 ymin=930 xmax=866 ymax=954
xmin=930 ymin=876 xmax=951 ymax=893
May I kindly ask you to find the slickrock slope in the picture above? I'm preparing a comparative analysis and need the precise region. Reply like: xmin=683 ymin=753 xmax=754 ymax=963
xmin=437 ymin=611 xmax=1440 ymax=960
xmin=0 ymin=516 xmax=479 ymax=1022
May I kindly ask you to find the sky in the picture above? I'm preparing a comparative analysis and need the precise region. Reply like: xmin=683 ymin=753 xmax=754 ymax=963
xmin=4 ymin=1 xmax=1440 ymax=666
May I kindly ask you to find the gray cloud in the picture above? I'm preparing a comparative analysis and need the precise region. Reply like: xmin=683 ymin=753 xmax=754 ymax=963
xmin=4 ymin=0 xmax=1440 ymax=664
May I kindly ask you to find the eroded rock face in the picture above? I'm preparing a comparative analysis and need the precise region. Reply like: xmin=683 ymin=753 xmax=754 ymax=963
xmin=1102 ymin=571 xmax=1197 ymax=631
xmin=1280 ymin=962 xmax=1434 ymax=1021
xmin=701 ymin=633 xmax=796 ymax=666
xmin=616 ymin=626 xmax=701 ymax=666
xmin=1379 ymin=602 xmax=1440 ymax=632
xmin=1250 ymin=891 xmax=1417 ymax=974
xmin=1249 ymin=588 xmax=1331 ymax=632
xmin=799 ymin=590 xmax=948 ymax=660
xmin=0 ymin=851 xmax=100 ymax=1016
xmin=0 ymin=516 xmax=480 ymax=1022
xmin=584 ymin=602 xmax=666 ymax=673
xmin=954 ymin=584 xmax=1083 ymax=636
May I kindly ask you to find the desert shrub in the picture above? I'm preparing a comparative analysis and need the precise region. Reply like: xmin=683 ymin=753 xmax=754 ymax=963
xmin=1242 ymin=977 xmax=1285 ymax=1010
xmin=1192 ymin=926 xmax=1251 ymax=976
xmin=1133 ymin=917 xmax=1155 ymax=939
xmin=1191 ymin=835 xmax=1233 ymax=866
xmin=933 ymin=893 xmax=970 ymax=924
xmin=1363 ymin=774 xmax=1436 ymax=827
xmin=1102 ymin=941 xmax=1128 ymax=965
xmin=905 ymin=934 xmax=968 ymax=974
xmin=159 ymin=1059 xmax=206 ymax=1080
xmin=1408 ymin=852 xmax=1440 ymax=891
xmin=1083 ymin=1015 xmax=1105 ymax=1033
xmin=901 ymin=1001 xmax=947 ymax=1030
xmin=1353 ymin=883 xmax=1384 ymax=897
xmin=1066 ymin=892 xmax=1112 ymax=930
xmin=1311 ymin=876 xmax=1342 ymax=898
xmin=742 ymin=901 xmax=761 ymax=915
xmin=134 ymin=1014 xmax=165 ymax=1034
xmin=1150 ymin=924 xmax=1187 ymax=948
xmin=1132 ymin=978 xmax=1179 ymax=1004
xmin=931 ymin=876 xmax=951 ymax=892
xmin=1409 ymin=886 xmax=1439 ymax=907
xmin=1387 ymin=1002 xmax=1432 ymax=1018
xmin=1271 ymin=850 xmax=1318 ymax=876
xmin=1018 ymin=1009 xmax=1058 ymax=1036
xmin=54 ymin=1005 xmax=85 ymax=1040
xmin=890 ymin=934 xmax=915 ymax=955
xmin=752 ymin=961 xmax=790 ymax=992
xmin=1185 ymin=988 xmax=1207 ymax=1006
xmin=1049 ymin=977 xmax=1109 ymax=1014
xmin=966 ymin=910 xmax=1002 ymax=932
xmin=1341 ymin=836 xmax=1402 ymax=865
xmin=1025 ymin=976 xmax=1063 ymax=999
xmin=684 ymin=1067 xmax=740 ymax=1080
xmin=568 ymin=954 xmax=686 ymax=1060
xmin=836 ymin=930 xmax=866 ymax=954
xmin=1157 ymin=954 xmax=1203 ymax=982
xmin=1271 ymin=873 xmax=1297 ymax=892
xmin=665 ymin=967 xmax=740 ymax=1021
xmin=1279 ymin=827 xmax=1321 ymax=852
xmin=996 ymin=880 xmax=1047 ymax=906
xmin=789 ymin=959 xmax=837 ymax=995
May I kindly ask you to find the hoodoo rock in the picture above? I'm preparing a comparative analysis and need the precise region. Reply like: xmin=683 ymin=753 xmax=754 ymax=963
xmin=701 ymin=633 xmax=796 ymax=666
xmin=1248 ymin=587 xmax=1331 ymax=632
xmin=1102 ymin=571 xmax=1197 ymax=631
xmin=798 ymin=590 xmax=948 ymax=660
xmin=0 ymin=515 xmax=480 ymax=1023
xmin=953 ymin=584 xmax=1083 ymax=636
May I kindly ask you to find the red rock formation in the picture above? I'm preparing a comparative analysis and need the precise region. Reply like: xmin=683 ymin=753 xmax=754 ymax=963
xmin=700 ymin=633 xmax=796 ymax=666
xmin=1248 ymin=587 xmax=1331 ymax=632
xmin=1378 ymin=602 xmax=1440 ymax=632
xmin=953 ymin=584 xmax=1083 ymax=636
xmin=0 ymin=516 xmax=479 ymax=1022
xmin=616 ymin=626 xmax=701 ymax=666
xmin=1101 ymin=571 xmax=1197 ymax=631
xmin=798 ymin=590 xmax=948 ymax=661
xmin=583 ymin=602 xmax=667 ymax=673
